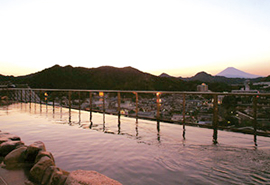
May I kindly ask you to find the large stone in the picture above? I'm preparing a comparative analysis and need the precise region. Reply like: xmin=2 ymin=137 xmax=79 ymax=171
xmin=8 ymin=135 xmax=21 ymax=141
xmin=0 ymin=133 xmax=9 ymax=144
xmin=48 ymin=167 xmax=68 ymax=185
xmin=0 ymin=140 xmax=25 ymax=157
xmin=26 ymin=141 xmax=46 ymax=163
xmin=2 ymin=146 xmax=27 ymax=169
xmin=41 ymin=166 xmax=57 ymax=185
xmin=35 ymin=150 xmax=55 ymax=164
xmin=0 ymin=132 xmax=21 ymax=145
xmin=0 ymin=132 xmax=20 ymax=141
xmin=41 ymin=165 xmax=70 ymax=185
xmin=65 ymin=170 xmax=122 ymax=185
xmin=0 ymin=137 xmax=9 ymax=144
xmin=30 ymin=156 xmax=55 ymax=183
xmin=29 ymin=141 xmax=46 ymax=151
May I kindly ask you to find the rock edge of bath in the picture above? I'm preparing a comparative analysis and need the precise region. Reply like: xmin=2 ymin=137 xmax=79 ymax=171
xmin=0 ymin=130 xmax=122 ymax=185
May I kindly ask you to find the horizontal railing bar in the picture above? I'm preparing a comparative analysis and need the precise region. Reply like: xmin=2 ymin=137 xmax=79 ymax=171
xmin=2 ymin=88 xmax=270 ymax=96
xmin=2 ymin=86 xmax=270 ymax=145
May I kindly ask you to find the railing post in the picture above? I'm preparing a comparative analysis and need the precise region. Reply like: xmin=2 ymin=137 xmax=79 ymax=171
xmin=69 ymin=91 xmax=72 ymax=124
xmin=135 ymin=92 xmax=139 ymax=123
xmin=15 ymin=89 xmax=18 ymax=106
xmin=15 ymin=89 xmax=17 ymax=108
xmin=78 ymin=91 xmax=81 ymax=125
xmin=253 ymin=95 xmax=258 ymax=146
xmin=0 ymin=91 xmax=2 ymax=108
xmin=98 ymin=91 xmax=105 ymax=131
xmin=20 ymin=89 xmax=23 ymax=110
xmin=212 ymin=94 xmax=218 ymax=144
xmin=60 ymin=96 xmax=62 ymax=120
xmin=18 ymin=89 xmax=20 ymax=105
xmin=134 ymin=92 xmax=139 ymax=136
xmin=29 ymin=89 xmax=32 ymax=112
xmin=53 ymin=98 xmax=55 ymax=118
xmin=24 ymin=89 xmax=27 ymax=110
xmin=117 ymin=92 xmax=121 ymax=128
xmin=103 ymin=92 xmax=105 ymax=130
xmin=6 ymin=88 xmax=9 ymax=113
xmin=156 ymin=92 xmax=161 ymax=132
xmin=18 ymin=89 xmax=20 ymax=108
xmin=17 ymin=90 xmax=20 ymax=105
xmin=45 ymin=92 xmax=48 ymax=115
xmin=15 ymin=89 xmax=18 ymax=107
xmin=89 ymin=92 xmax=93 ymax=128
xmin=182 ymin=94 xmax=186 ymax=139
xmin=39 ymin=91 xmax=42 ymax=114
xmin=34 ymin=90 xmax=36 ymax=113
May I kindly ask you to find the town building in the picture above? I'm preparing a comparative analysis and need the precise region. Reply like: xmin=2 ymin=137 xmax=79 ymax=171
xmin=197 ymin=83 xmax=208 ymax=92
xmin=232 ymin=80 xmax=259 ymax=93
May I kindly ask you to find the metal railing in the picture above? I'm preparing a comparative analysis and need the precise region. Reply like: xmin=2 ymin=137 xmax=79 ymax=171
xmin=1 ymin=88 xmax=270 ymax=145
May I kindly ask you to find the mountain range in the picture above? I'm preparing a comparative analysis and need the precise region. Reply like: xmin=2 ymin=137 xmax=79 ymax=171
xmin=160 ymin=67 xmax=262 ymax=79
xmin=0 ymin=65 xmax=193 ymax=91
xmin=160 ymin=67 xmax=267 ymax=84
xmin=0 ymin=65 xmax=269 ymax=91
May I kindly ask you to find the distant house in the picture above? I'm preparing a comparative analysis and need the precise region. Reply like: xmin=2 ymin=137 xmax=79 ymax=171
xmin=0 ymin=81 xmax=15 ymax=88
xmin=171 ymin=114 xmax=183 ymax=122
xmin=253 ymin=82 xmax=270 ymax=89
xmin=232 ymin=80 xmax=259 ymax=93
xmin=197 ymin=83 xmax=208 ymax=92
xmin=117 ymin=100 xmax=135 ymax=110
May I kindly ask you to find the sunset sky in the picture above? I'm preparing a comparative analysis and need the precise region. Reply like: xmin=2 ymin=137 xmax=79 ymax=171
xmin=0 ymin=0 xmax=270 ymax=77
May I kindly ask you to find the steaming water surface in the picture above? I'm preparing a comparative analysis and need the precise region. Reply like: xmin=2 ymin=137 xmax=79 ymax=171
xmin=1 ymin=104 xmax=270 ymax=184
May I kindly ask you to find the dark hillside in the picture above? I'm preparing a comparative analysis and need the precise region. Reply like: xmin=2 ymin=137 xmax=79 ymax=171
xmin=183 ymin=71 xmax=249 ymax=84
xmin=2 ymin=65 xmax=267 ymax=92
xmin=10 ymin=65 xmax=191 ymax=91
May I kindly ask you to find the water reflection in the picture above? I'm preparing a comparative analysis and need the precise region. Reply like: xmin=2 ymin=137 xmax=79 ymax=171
xmin=157 ymin=120 xmax=160 ymax=142
xmin=3 ymin=104 xmax=270 ymax=184
xmin=6 ymin=103 xmax=264 ymax=147
xmin=254 ymin=137 xmax=258 ymax=147
xmin=102 ymin=117 xmax=105 ymax=132
xmin=78 ymin=109 xmax=81 ymax=125
xmin=182 ymin=128 xmax=186 ymax=140
xmin=135 ymin=121 xmax=138 ymax=137
xmin=118 ymin=122 xmax=121 ymax=135
xmin=89 ymin=121 xmax=93 ymax=129
xmin=6 ymin=102 xmax=159 ymax=142
xmin=157 ymin=130 xmax=160 ymax=142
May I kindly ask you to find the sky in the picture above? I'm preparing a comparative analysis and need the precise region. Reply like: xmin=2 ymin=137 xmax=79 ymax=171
xmin=0 ymin=0 xmax=270 ymax=77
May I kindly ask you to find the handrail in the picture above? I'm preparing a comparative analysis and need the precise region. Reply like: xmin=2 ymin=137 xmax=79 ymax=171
xmin=1 ymin=87 xmax=270 ymax=146
xmin=2 ymin=87 xmax=270 ymax=96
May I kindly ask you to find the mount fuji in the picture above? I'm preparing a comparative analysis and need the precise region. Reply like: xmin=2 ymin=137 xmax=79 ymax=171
xmin=216 ymin=67 xmax=262 ymax=78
